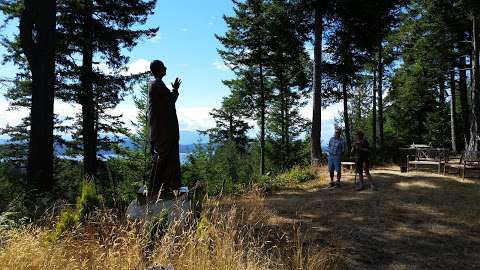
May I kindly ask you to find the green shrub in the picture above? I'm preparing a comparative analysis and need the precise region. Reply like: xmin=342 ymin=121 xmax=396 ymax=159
xmin=48 ymin=179 xmax=103 ymax=241
xmin=76 ymin=178 xmax=103 ymax=218
xmin=277 ymin=165 xmax=315 ymax=184
xmin=50 ymin=207 xmax=79 ymax=240
xmin=258 ymin=165 xmax=316 ymax=190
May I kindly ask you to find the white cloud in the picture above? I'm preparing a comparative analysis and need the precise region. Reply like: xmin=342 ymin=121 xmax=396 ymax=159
xmin=121 ymin=58 xmax=150 ymax=76
xmin=300 ymin=102 xmax=342 ymax=122
xmin=94 ymin=58 xmax=150 ymax=76
xmin=0 ymin=98 xmax=28 ymax=128
xmin=109 ymin=104 xmax=216 ymax=133
xmin=212 ymin=60 xmax=233 ymax=71
xmin=54 ymin=100 xmax=80 ymax=119
xmin=177 ymin=106 xmax=215 ymax=131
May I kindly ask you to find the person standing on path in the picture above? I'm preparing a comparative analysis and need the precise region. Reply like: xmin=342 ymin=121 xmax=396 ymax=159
xmin=351 ymin=130 xmax=376 ymax=191
xmin=328 ymin=128 xmax=345 ymax=187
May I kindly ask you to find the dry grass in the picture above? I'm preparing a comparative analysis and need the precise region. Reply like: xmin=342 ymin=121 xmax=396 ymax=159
xmin=0 ymin=187 xmax=343 ymax=270
xmin=3 ymin=167 xmax=477 ymax=269
xmin=262 ymin=167 xmax=480 ymax=270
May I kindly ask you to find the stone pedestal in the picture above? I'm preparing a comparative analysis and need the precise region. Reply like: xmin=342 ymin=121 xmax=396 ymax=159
xmin=126 ymin=193 xmax=192 ymax=224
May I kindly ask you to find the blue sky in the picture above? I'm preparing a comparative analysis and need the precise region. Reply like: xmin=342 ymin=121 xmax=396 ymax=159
xmin=0 ymin=0 xmax=339 ymax=145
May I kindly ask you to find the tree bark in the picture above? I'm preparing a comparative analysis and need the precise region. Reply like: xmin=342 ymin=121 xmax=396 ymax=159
xmin=468 ymin=15 xmax=480 ymax=151
xmin=439 ymin=78 xmax=446 ymax=109
xmin=281 ymin=83 xmax=287 ymax=169
xmin=20 ymin=0 xmax=56 ymax=191
xmin=372 ymin=69 xmax=377 ymax=150
xmin=284 ymin=86 xmax=290 ymax=168
xmin=377 ymin=43 xmax=384 ymax=147
xmin=81 ymin=0 xmax=97 ymax=176
xmin=342 ymin=81 xmax=351 ymax=154
xmin=459 ymin=55 xmax=470 ymax=147
xmin=311 ymin=4 xmax=323 ymax=166
xmin=450 ymin=68 xmax=457 ymax=152
xmin=259 ymin=57 xmax=266 ymax=175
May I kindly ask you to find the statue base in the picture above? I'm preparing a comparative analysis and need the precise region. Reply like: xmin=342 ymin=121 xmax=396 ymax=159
xmin=126 ymin=192 xmax=192 ymax=224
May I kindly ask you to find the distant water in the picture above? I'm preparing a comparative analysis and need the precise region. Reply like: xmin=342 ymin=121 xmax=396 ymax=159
xmin=180 ymin=153 xmax=189 ymax=164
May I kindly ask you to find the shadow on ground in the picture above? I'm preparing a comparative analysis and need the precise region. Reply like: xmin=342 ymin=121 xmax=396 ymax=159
xmin=263 ymin=170 xmax=480 ymax=270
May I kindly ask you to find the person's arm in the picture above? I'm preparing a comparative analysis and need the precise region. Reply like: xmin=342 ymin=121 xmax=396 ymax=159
xmin=172 ymin=88 xmax=179 ymax=102
xmin=171 ymin=78 xmax=181 ymax=102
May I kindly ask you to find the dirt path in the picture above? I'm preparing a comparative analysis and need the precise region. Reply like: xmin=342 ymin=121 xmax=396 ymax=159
xmin=263 ymin=169 xmax=480 ymax=270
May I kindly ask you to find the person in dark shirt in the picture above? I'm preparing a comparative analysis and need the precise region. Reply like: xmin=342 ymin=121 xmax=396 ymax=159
xmin=148 ymin=60 xmax=182 ymax=197
xmin=351 ymin=130 xmax=376 ymax=191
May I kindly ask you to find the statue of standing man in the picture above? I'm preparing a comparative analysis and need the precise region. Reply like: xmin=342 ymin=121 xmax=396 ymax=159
xmin=148 ymin=60 xmax=182 ymax=197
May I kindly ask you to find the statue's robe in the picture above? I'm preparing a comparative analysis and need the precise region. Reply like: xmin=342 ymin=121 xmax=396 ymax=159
xmin=148 ymin=78 xmax=181 ymax=194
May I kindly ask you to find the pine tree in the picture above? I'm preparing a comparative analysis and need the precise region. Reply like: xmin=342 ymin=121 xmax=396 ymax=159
xmin=16 ymin=0 xmax=57 ymax=191
xmin=202 ymin=94 xmax=251 ymax=150
xmin=217 ymin=0 xmax=270 ymax=175
xmin=56 ymin=0 xmax=157 ymax=177
xmin=265 ymin=0 xmax=310 ymax=170
xmin=1 ymin=0 xmax=156 ymax=187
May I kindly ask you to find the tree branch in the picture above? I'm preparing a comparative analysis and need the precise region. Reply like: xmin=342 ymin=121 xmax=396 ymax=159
xmin=19 ymin=0 xmax=35 ymax=66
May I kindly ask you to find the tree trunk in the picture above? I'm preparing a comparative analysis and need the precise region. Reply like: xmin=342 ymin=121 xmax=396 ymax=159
xmin=259 ymin=58 xmax=266 ymax=175
xmin=468 ymin=15 xmax=480 ymax=151
xmin=372 ymin=69 xmax=377 ymax=150
xmin=81 ymin=0 xmax=97 ymax=176
xmin=342 ymin=81 xmax=351 ymax=154
xmin=459 ymin=55 xmax=470 ymax=147
xmin=450 ymin=68 xmax=457 ymax=152
xmin=439 ymin=78 xmax=446 ymax=108
xmin=311 ymin=4 xmax=323 ymax=166
xmin=281 ymin=84 xmax=287 ymax=169
xmin=20 ymin=0 xmax=57 ymax=192
xmin=377 ymin=42 xmax=384 ymax=147
xmin=228 ymin=113 xmax=233 ymax=141
xmin=355 ymin=87 xmax=361 ymax=129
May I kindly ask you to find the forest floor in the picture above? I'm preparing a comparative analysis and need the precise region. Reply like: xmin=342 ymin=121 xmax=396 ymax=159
xmin=239 ymin=167 xmax=480 ymax=270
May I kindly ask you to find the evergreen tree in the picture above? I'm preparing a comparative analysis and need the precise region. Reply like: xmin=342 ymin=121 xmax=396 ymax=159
xmin=217 ymin=0 xmax=270 ymax=175
xmin=14 ymin=0 xmax=57 ymax=191
xmin=265 ymin=0 xmax=311 ymax=170
xmin=56 ymin=0 xmax=157 ymax=177
xmin=387 ymin=0 xmax=469 ymax=148
xmin=202 ymin=95 xmax=251 ymax=150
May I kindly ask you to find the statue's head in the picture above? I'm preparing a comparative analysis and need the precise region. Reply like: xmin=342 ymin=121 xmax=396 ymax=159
xmin=150 ymin=60 xmax=166 ymax=78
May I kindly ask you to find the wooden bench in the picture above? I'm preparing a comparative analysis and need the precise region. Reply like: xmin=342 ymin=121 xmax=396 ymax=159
xmin=407 ymin=148 xmax=448 ymax=174
xmin=341 ymin=161 xmax=356 ymax=174
xmin=444 ymin=151 xmax=480 ymax=180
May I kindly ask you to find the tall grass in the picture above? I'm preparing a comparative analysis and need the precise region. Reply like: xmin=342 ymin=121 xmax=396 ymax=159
xmin=0 ymin=189 xmax=343 ymax=270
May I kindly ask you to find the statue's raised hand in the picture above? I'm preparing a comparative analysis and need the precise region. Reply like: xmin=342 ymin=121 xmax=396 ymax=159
xmin=172 ymin=78 xmax=182 ymax=90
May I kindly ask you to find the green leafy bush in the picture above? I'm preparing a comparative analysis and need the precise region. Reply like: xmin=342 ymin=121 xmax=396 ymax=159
xmin=50 ymin=207 xmax=79 ymax=240
xmin=76 ymin=179 xmax=103 ymax=218
xmin=49 ymin=179 xmax=103 ymax=240
xmin=277 ymin=165 xmax=315 ymax=184
xmin=258 ymin=165 xmax=316 ymax=190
